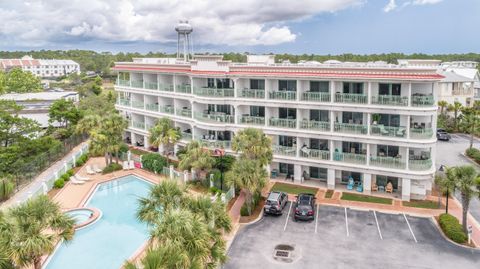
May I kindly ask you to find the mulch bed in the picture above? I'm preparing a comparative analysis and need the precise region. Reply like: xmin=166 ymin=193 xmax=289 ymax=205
xmin=239 ymin=198 xmax=265 ymax=223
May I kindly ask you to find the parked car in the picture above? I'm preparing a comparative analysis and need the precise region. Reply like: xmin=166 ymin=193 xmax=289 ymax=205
xmin=293 ymin=193 xmax=316 ymax=221
xmin=263 ymin=191 xmax=288 ymax=215
xmin=437 ymin=128 xmax=451 ymax=141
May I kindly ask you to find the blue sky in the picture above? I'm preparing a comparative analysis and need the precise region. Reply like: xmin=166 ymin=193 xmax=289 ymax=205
xmin=0 ymin=0 xmax=478 ymax=54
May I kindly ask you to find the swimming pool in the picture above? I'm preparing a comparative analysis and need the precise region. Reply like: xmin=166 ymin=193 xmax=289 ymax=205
xmin=44 ymin=175 xmax=152 ymax=269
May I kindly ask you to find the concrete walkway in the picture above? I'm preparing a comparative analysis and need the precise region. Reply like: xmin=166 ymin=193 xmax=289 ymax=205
xmin=0 ymin=141 xmax=88 ymax=209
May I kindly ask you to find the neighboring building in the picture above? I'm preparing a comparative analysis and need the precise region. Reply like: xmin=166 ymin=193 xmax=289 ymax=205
xmin=0 ymin=55 xmax=80 ymax=78
xmin=0 ymin=91 xmax=79 ymax=128
xmin=437 ymin=70 xmax=475 ymax=107
xmin=113 ymin=55 xmax=443 ymax=201
xmin=441 ymin=61 xmax=480 ymax=102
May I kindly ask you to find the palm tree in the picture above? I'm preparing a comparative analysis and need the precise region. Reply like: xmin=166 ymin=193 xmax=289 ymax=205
xmin=232 ymin=128 xmax=272 ymax=166
xmin=438 ymin=100 xmax=448 ymax=115
xmin=435 ymin=170 xmax=456 ymax=214
xmin=0 ymin=195 xmax=75 ymax=269
xmin=450 ymin=165 xmax=480 ymax=233
xmin=447 ymin=101 xmax=463 ymax=131
xmin=149 ymin=118 xmax=181 ymax=156
xmin=460 ymin=107 xmax=479 ymax=149
xmin=185 ymin=195 xmax=232 ymax=233
xmin=226 ymin=158 xmax=268 ymax=215
xmin=124 ymin=247 xmax=173 ymax=269
xmin=178 ymin=141 xmax=214 ymax=177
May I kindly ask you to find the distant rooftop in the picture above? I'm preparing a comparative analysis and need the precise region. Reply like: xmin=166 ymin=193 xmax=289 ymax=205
xmin=0 ymin=91 xmax=78 ymax=102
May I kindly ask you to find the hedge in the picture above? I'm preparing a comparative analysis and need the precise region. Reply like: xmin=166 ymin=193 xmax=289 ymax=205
xmin=141 ymin=153 xmax=168 ymax=174
xmin=465 ymin=148 xmax=480 ymax=164
xmin=54 ymin=178 xmax=65 ymax=188
xmin=75 ymin=154 xmax=89 ymax=167
xmin=438 ymin=213 xmax=467 ymax=244
xmin=102 ymin=163 xmax=123 ymax=174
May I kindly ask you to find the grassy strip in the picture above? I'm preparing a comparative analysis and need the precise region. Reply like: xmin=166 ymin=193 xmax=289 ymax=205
xmin=270 ymin=182 xmax=318 ymax=195
xmin=341 ymin=192 xmax=392 ymax=205
xmin=129 ymin=147 xmax=150 ymax=156
xmin=403 ymin=200 xmax=440 ymax=209
xmin=325 ymin=189 xmax=334 ymax=199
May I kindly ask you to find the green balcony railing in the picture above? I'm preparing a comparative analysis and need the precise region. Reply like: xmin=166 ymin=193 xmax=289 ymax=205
xmin=131 ymin=101 xmax=145 ymax=109
xmin=131 ymin=121 xmax=145 ymax=130
xmin=302 ymin=92 xmax=330 ymax=102
xmin=238 ymin=116 xmax=265 ymax=126
xmin=117 ymin=99 xmax=131 ymax=106
xmin=159 ymin=105 xmax=174 ymax=114
xmin=410 ymin=128 xmax=434 ymax=139
xmin=239 ymin=89 xmax=265 ymax=99
xmin=411 ymin=95 xmax=434 ymax=106
xmin=181 ymin=133 xmax=192 ymax=141
xmin=158 ymin=83 xmax=174 ymax=92
xmin=131 ymin=80 xmax=144 ymax=88
xmin=334 ymin=122 xmax=368 ymax=134
xmin=273 ymin=145 xmax=297 ymax=157
xmin=176 ymin=108 xmax=192 ymax=118
xmin=409 ymin=159 xmax=432 ymax=171
xmin=145 ymin=103 xmax=159 ymax=112
xmin=194 ymin=112 xmax=234 ymax=123
xmin=269 ymin=118 xmax=296 ymax=129
xmin=300 ymin=120 xmax=330 ymax=132
xmin=199 ymin=139 xmax=231 ymax=149
xmin=193 ymin=87 xmax=235 ymax=97
xmin=372 ymin=95 xmax=408 ymax=106
xmin=116 ymin=79 xmax=130 ymax=87
xmin=335 ymin=93 xmax=367 ymax=104
xmin=269 ymin=91 xmax=297 ymax=100
xmin=144 ymin=81 xmax=158 ymax=90
xmin=370 ymin=125 xmax=407 ymax=138
xmin=175 ymin=84 xmax=191 ymax=94
xmin=333 ymin=152 xmax=366 ymax=164
xmin=300 ymin=149 xmax=330 ymax=160
xmin=370 ymin=156 xmax=406 ymax=169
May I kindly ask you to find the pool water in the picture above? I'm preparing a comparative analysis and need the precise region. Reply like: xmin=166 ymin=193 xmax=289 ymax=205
xmin=67 ymin=209 xmax=93 ymax=225
xmin=44 ymin=175 xmax=151 ymax=269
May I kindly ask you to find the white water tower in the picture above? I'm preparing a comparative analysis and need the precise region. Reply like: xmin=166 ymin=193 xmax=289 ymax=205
xmin=175 ymin=20 xmax=193 ymax=61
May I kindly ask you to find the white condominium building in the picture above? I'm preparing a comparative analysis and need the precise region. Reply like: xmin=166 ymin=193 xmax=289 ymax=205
xmin=0 ymin=55 xmax=80 ymax=78
xmin=113 ymin=55 xmax=442 ymax=201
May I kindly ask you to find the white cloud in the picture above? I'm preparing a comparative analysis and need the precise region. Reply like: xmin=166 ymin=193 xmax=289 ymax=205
xmin=383 ymin=0 xmax=442 ymax=12
xmin=383 ymin=0 xmax=397 ymax=12
xmin=0 ymin=0 xmax=363 ymax=48
xmin=412 ymin=0 xmax=443 ymax=5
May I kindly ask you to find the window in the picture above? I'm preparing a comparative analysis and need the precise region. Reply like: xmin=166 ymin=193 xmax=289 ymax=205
xmin=310 ymin=81 xmax=329 ymax=92
xmin=310 ymin=110 xmax=329 ymax=122
xmin=278 ymin=80 xmax=297 ymax=91
xmin=377 ymin=114 xmax=400 ymax=127
xmin=279 ymin=163 xmax=294 ymax=175
xmin=250 ymin=79 xmax=265 ymax=90
xmin=342 ymin=112 xmax=363 ymax=124
xmin=216 ymin=78 xmax=231 ymax=89
xmin=207 ymin=78 xmax=215 ymax=88
xmin=341 ymin=171 xmax=362 ymax=184
xmin=342 ymin=142 xmax=363 ymax=154
xmin=377 ymin=145 xmax=399 ymax=157
xmin=279 ymin=107 xmax=296 ymax=119
xmin=342 ymin=82 xmax=364 ymax=94
xmin=309 ymin=139 xmax=328 ymax=150
xmin=379 ymin=83 xmax=401 ymax=96
xmin=309 ymin=167 xmax=327 ymax=180
xmin=250 ymin=106 xmax=265 ymax=117
xmin=278 ymin=136 xmax=295 ymax=147
xmin=376 ymin=175 xmax=398 ymax=190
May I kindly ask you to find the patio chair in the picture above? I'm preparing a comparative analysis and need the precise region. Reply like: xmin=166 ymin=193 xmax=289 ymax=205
xmin=371 ymin=182 xmax=378 ymax=192
xmin=347 ymin=177 xmax=355 ymax=190
xmin=386 ymin=182 xmax=393 ymax=193
xmin=128 ymin=160 xmax=135 ymax=170
xmin=356 ymin=182 xmax=363 ymax=192
xmin=75 ymin=174 xmax=91 ymax=181
xmin=70 ymin=176 xmax=85 ymax=185
xmin=86 ymin=165 xmax=96 ymax=175
xmin=123 ymin=161 xmax=129 ymax=170
xmin=93 ymin=164 xmax=102 ymax=173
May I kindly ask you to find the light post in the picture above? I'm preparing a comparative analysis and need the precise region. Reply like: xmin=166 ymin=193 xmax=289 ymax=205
xmin=438 ymin=164 xmax=449 ymax=214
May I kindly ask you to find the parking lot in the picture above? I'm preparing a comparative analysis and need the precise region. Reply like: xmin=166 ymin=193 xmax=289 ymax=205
xmin=224 ymin=203 xmax=480 ymax=269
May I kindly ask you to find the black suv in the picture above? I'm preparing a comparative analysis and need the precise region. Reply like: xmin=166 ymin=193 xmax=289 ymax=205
xmin=293 ymin=193 xmax=315 ymax=221
xmin=263 ymin=191 xmax=288 ymax=215
xmin=437 ymin=128 xmax=451 ymax=141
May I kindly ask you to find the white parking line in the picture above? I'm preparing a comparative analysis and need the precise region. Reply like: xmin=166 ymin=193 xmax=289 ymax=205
xmin=283 ymin=202 xmax=293 ymax=231
xmin=373 ymin=211 xmax=383 ymax=240
xmin=344 ymin=207 xmax=349 ymax=237
xmin=403 ymin=213 xmax=418 ymax=243
xmin=315 ymin=204 xmax=319 ymax=234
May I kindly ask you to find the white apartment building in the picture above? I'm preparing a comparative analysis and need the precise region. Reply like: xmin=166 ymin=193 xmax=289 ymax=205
xmin=0 ymin=55 xmax=80 ymax=78
xmin=441 ymin=61 xmax=480 ymax=102
xmin=113 ymin=55 xmax=443 ymax=201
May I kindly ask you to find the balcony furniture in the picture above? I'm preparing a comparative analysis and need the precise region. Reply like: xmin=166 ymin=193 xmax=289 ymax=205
xmin=396 ymin=127 xmax=406 ymax=137
xmin=356 ymin=181 xmax=363 ymax=192
xmin=386 ymin=182 xmax=393 ymax=193
xmin=271 ymin=169 xmax=278 ymax=178
xmin=371 ymin=182 xmax=378 ymax=192
xmin=347 ymin=177 xmax=355 ymax=190
xmin=378 ymin=185 xmax=385 ymax=192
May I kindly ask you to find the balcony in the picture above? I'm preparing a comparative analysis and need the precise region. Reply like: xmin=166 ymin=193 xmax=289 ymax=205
xmin=409 ymin=159 xmax=432 ymax=171
xmin=238 ymin=89 xmax=265 ymax=99
xmin=300 ymin=120 xmax=330 ymax=132
xmin=300 ymin=149 xmax=330 ymax=160
xmin=268 ymin=91 xmax=296 ymax=100
xmin=158 ymin=83 xmax=174 ymax=92
xmin=145 ymin=103 xmax=159 ymax=112
xmin=269 ymin=118 xmax=296 ymax=129
xmin=116 ymin=79 xmax=130 ymax=87
xmin=193 ymin=87 xmax=234 ymax=97
xmin=370 ymin=125 xmax=407 ymax=138
xmin=371 ymin=95 xmax=408 ymax=106
xmin=238 ymin=115 xmax=265 ymax=126
xmin=411 ymin=95 xmax=434 ymax=107
xmin=333 ymin=152 xmax=366 ymax=164
xmin=131 ymin=80 xmax=143 ymax=88
xmin=302 ymin=92 xmax=330 ymax=102
xmin=334 ymin=122 xmax=367 ymax=135
xmin=370 ymin=156 xmax=406 ymax=169
xmin=335 ymin=93 xmax=367 ymax=104
xmin=181 ymin=132 xmax=192 ymax=141
xmin=144 ymin=81 xmax=158 ymax=90
xmin=199 ymin=139 xmax=231 ymax=149
xmin=117 ymin=99 xmax=131 ymax=106
xmin=410 ymin=128 xmax=433 ymax=139
xmin=159 ymin=105 xmax=174 ymax=114
xmin=194 ymin=112 xmax=234 ymax=123
xmin=273 ymin=145 xmax=296 ymax=157
xmin=131 ymin=121 xmax=145 ymax=130
xmin=175 ymin=85 xmax=191 ymax=94
xmin=131 ymin=101 xmax=144 ymax=109
xmin=176 ymin=108 xmax=192 ymax=118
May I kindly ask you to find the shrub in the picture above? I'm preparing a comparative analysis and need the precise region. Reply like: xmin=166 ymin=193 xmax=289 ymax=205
xmin=118 ymin=143 xmax=129 ymax=154
xmin=60 ymin=173 xmax=70 ymax=182
xmin=102 ymin=163 xmax=123 ymax=174
xmin=75 ymin=154 xmax=88 ymax=167
xmin=0 ymin=178 xmax=15 ymax=201
xmin=439 ymin=213 xmax=467 ymax=244
xmin=141 ymin=153 xmax=167 ymax=173
xmin=66 ymin=169 xmax=74 ymax=177
xmin=240 ymin=204 xmax=250 ymax=216
xmin=209 ymin=186 xmax=221 ymax=196
xmin=465 ymin=148 xmax=480 ymax=164
xmin=54 ymin=178 xmax=65 ymax=188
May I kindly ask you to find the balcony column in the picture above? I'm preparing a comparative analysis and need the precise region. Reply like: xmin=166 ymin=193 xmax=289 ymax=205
xmin=330 ymin=81 xmax=335 ymax=103
xmin=366 ymin=144 xmax=370 ymax=165
xmin=367 ymin=82 xmax=372 ymax=104
xmin=233 ymin=78 xmax=239 ymax=98
xmin=405 ymin=146 xmax=409 ymax=170
xmin=408 ymin=82 xmax=412 ymax=106
xmin=367 ymin=113 xmax=371 ymax=135
xmin=401 ymin=178 xmax=411 ymax=201
xmin=173 ymin=74 xmax=177 ymax=92
xmin=144 ymin=135 xmax=150 ymax=150
xmin=234 ymin=105 xmax=239 ymax=124
xmin=431 ymin=114 xmax=437 ymax=132
xmin=329 ymin=140 xmax=334 ymax=161
xmin=142 ymin=95 xmax=146 ymax=110
xmin=327 ymin=168 xmax=335 ymax=189
xmin=189 ymin=76 xmax=194 ymax=93
xmin=330 ymin=111 xmax=335 ymax=132
xmin=363 ymin=173 xmax=372 ymax=195
xmin=294 ymin=164 xmax=302 ymax=183
xmin=406 ymin=115 xmax=411 ymax=139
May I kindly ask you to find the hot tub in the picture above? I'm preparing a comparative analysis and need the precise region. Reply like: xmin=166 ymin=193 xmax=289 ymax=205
xmin=64 ymin=207 xmax=101 ymax=230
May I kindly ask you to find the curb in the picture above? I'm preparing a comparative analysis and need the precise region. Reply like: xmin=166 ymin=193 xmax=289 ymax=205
xmin=318 ymin=201 xmax=439 ymax=218
xmin=430 ymin=216 xmax=479 ymax=250
xmin=460 ymin=153 xmax=480 ymax=169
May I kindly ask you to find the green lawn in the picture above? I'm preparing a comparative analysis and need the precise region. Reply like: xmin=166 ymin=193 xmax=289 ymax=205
xmin=403 ymin=200 xmax=441 ymax=209
xmin=270 ymin=182 xmax=318 ymax=195
xmin=129 ymin=148 xmax=150 ymax=156
xmin=341 ymin=192 xmax=392 ymax=205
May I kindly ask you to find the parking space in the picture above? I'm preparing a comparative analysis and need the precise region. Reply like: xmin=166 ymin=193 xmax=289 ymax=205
xmin=225 ymin=204 xmax=480 ymax=269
